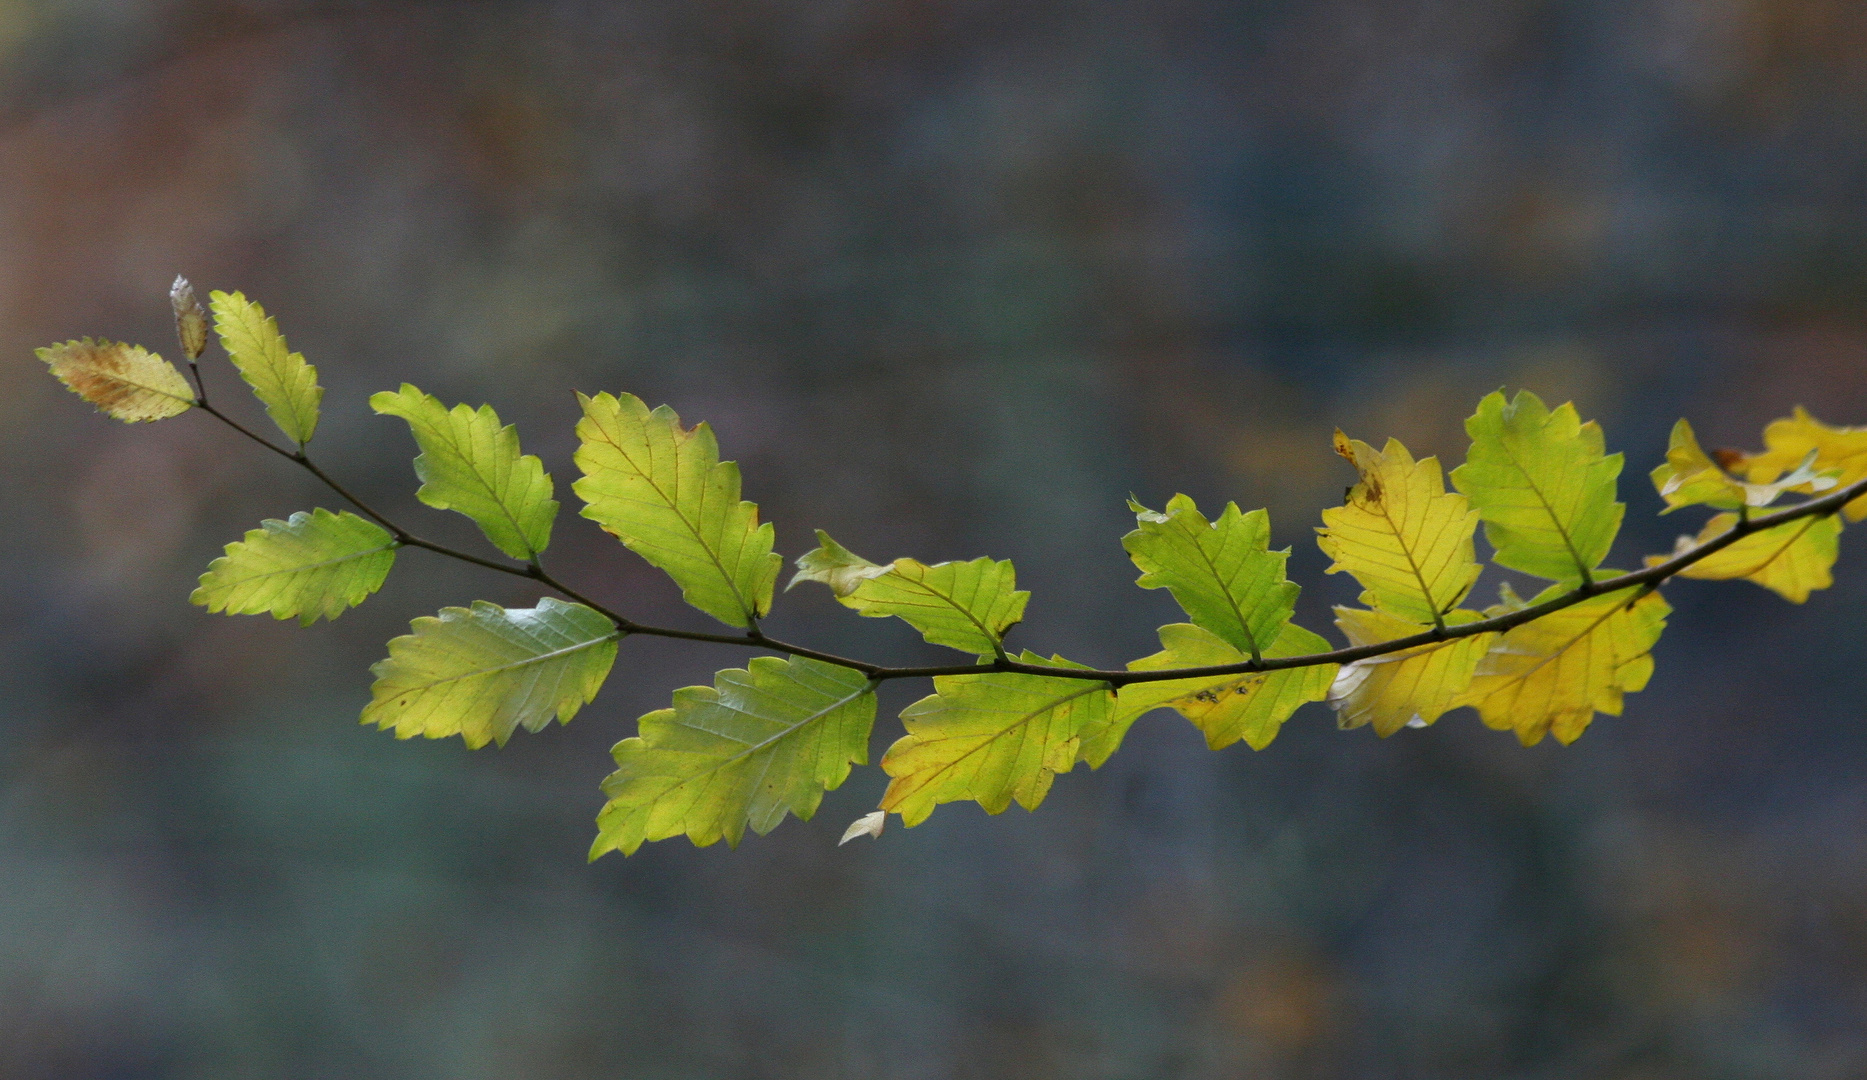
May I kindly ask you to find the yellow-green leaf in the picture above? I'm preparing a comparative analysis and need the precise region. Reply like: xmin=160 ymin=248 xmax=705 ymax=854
xmin=362 ymin=598 xmax=618 ymax=749
xmin=881 ymin=652 xmax=1111 ymax=826
xmin=792 ymin=532 xmax=1028 ymax=657
xmin=209 ymin=290 xmax=322 ymax=445
xmin=1736 ymin=407 xmax=1867 ymax=520
xmin=40 ymin=339 xmax=194 ymax=422
xmin=191 ymin=508 xmax=397 ymax=625
xmin=574 ymin=392 xmax=781 ymax=629
xmin=1082 ymin=622 xmax=1335 ymax=765
xmin=1649 ymin=419 xmax=1751 ymax=512
xmin=371 ymin=384 xmax=557 ymax=561
xmin=591 ymin=657 xmax=875 ymax=857
xmin=1328 ymin=607 xmax=1496 ymax=737
xmin=1317 ymin=433 xmax=1482 ymax=624
xmin=1651 ymin=418 xmax=1835 ymax=513
xmin=1450 ymin=390 xmax=1623 ymax=581
xmin=1121 ymin=495 xmax=1299 ymax=660
xmin=1654 ymin=512 xmax=1842 ymax=603
xmin=1454 ymin=582 xmax=1669 ymax=746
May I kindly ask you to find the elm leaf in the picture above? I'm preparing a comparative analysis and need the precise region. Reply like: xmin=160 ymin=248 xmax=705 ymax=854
xmin=362 ymin=598 xmax=618 ymax=749
xmin=372 ymin=384 xmax=557 ymax=561
xmin=40 ymin=339 xmax=194 ymax=422
xmin=574 ymin=392 xmax=780 ymax=629
xmin=191 ymin=508 xmax=396 ymax=625
xmin=209 ymin=291 xmax=323 ymax=445
xmin=591 ymin=656 xmax=875 ymax=856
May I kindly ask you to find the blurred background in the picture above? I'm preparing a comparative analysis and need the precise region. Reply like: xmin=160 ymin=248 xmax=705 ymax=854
xmin=5 ymin=0 xmax=1867 ymax=1076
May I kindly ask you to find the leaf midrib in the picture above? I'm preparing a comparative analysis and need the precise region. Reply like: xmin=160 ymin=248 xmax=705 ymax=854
xmin=594 ymin=413 xmax=755 ymax=623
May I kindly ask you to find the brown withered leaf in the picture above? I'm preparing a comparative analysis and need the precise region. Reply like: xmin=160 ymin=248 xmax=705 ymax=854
xmin=40 ymin=338 xmax=195 ymax=422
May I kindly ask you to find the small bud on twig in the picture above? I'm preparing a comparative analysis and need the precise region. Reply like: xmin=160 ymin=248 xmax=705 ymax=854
xmin=170 ymin=275 xmax=209 ymax=361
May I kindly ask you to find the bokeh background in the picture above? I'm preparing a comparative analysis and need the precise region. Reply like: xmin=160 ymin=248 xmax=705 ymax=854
xmin=5 ymin=1 xmax=1867 ymax=1076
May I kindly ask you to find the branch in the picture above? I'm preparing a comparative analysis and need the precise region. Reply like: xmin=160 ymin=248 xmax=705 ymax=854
xmin=192 ymin=389 xmax=1866 ymax=691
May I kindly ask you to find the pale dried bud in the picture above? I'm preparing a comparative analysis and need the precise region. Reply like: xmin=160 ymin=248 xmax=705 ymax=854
xmin=170 ymin=274 xmax=209 ymax=360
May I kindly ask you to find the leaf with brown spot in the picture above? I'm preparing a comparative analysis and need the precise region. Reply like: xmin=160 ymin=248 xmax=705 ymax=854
xmin=40 ymin=338 xmax=194 ymax=423
xmin=1317 ymin=434 xmax=1482 ymax=625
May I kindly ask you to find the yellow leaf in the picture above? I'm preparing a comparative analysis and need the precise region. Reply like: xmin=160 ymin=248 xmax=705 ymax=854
xmin=880 ymin=653 xmax=1110 ymax=826
xmin=1736 ymin=407 xmax=1867 ymax=521
xmin=39 ymin=339 xmax=194 ymax=422
xmin=1328 ymin=607 xmax=1496 ymax=737
xmin=1454 ymin=584 xmax=1670 ymax=746
xmin=1652 ymin=512 xmax=1841 ymax=603
xmin=1087 ymin=622 xmax=1335 ymax=761
xmin=1316 ymin=433 xmax=1481 ymax=625
xmin=1649 ymin=419 xmax=1746 ymax=512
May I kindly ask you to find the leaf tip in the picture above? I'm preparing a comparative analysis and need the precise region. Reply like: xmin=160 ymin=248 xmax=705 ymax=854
xmin=839 ymin=811 xmax=886 ymax=846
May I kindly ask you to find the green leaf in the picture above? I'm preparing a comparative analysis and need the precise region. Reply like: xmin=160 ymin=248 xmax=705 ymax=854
xmin=791 ymin=532 xmax=1028 ymax=657
xmin=362 ymin=598 xmax=618 ymax=749
xmin=591 ymin=657 xmax=876 ymax=857
xmin=1316 ymin=433 xmax=1482 ymax=625
xmin=209 ymin=291 xmax=322 ymax=445
xmin=1122 ymin=495 xmax=1298 ymax=660
xmin=1453 ymin=581 xmax=1669 ymax=746
xmin=191 ymin=508 xmax=397 ymax=625
xmin=881 ymin=652 xmax=1111 ymax=825
xmin=371 ymin=384 xmax=557 ymax=561
xmin=1082 ymin=622 xmax=1336 ymax=765
xmin=1450 ymin=390 xmax=1624 ymax=582
xmin=1656 ymin=512 xmax=1842 ymax=603
xmin=40 ymin=338 xmax=194 ymax=422
xmin=573 ymin=392 xmax=781 ymax=629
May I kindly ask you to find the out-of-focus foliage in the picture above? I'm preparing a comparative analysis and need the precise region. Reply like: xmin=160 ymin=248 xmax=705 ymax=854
xmin=17 ymin=4 xmax=1867 ymax=1073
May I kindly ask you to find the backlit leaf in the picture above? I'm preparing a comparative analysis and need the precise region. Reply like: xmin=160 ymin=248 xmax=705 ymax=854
xmin=191 ymin=508 xmax=396 ymax=625
xmin=1317 ymin=434 xmax=1482 ymax=624
xmin=1735 ymin=407 xmax=1867 ymax=520
xmin=371 ymin=384 xmax=557 ymax=561
xmin=840 ymin=811 xmax=886 ymax=845
xmin=792 ymin=532 xmax=1027 ymax=657
xmin=574 ymin=392 xmax=781 ymax=629
xmin=1121 ymin=495 xmax=1299 ymax=660
xmin=881 ymin=652 xmax=1111 ymax=825
xmin=1328 ymin=607 xmax=1496 ymax=737
xmin=40 ymin=339 xmax=194 ymax=422
xmin=1451 ymin=390 xmax=1623 ymax=581
xmin=787 ymin=530 xmax=891 ymax=597
xmin=362 ymin=598 xmax=618 ymax=749
xmin=209 ymin=291 xmax=323 ymax=445
xmin=1653 ymin=512 xmax=1842 ymax=603
xmin=591 ymin=656 xmax=875 ymax=856
xmin=1082 ymin=622 xmax=1335 ymax=765
xmin=1454 ymin=582 xmax=1669 ymax=746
